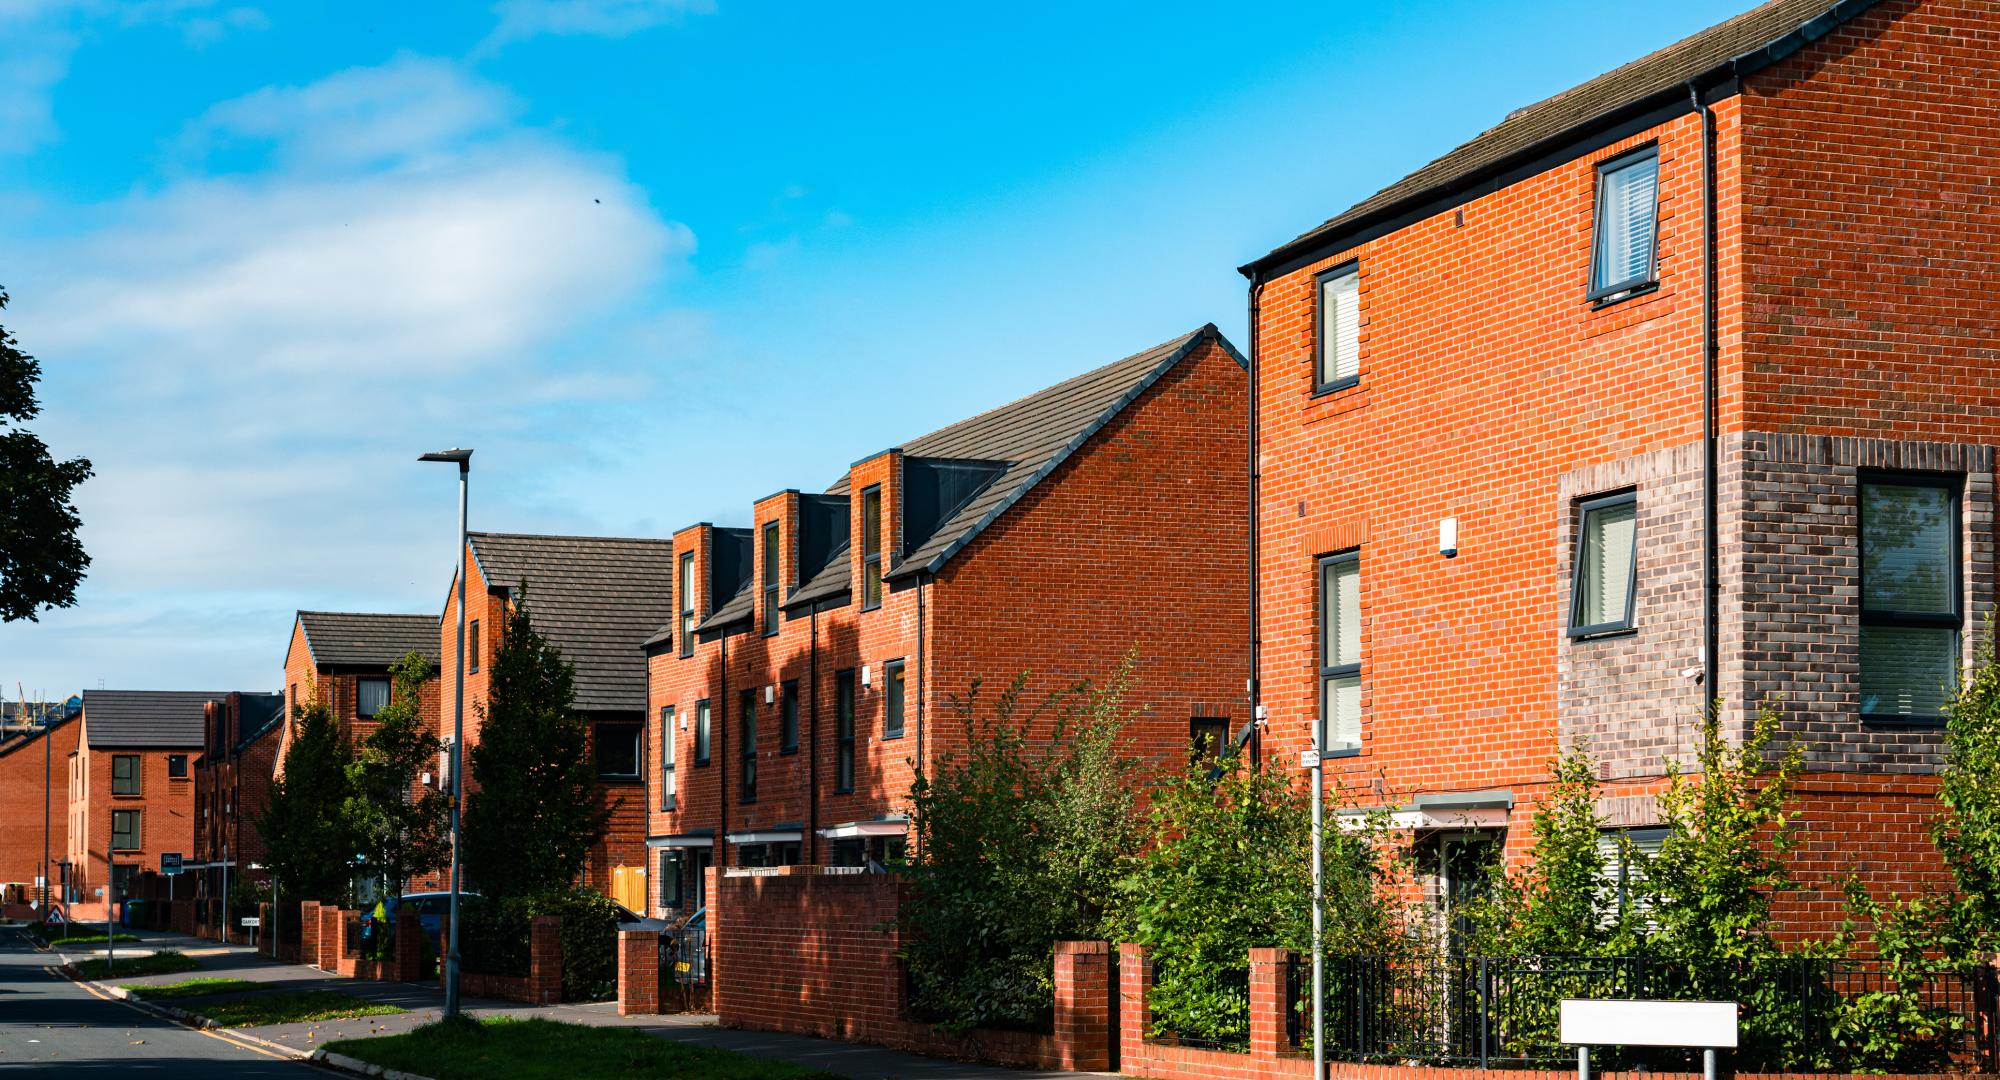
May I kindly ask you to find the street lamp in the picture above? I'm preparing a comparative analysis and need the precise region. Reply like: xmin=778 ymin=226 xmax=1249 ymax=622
xmin=419 ymin=447 xmax=472 ymax=1019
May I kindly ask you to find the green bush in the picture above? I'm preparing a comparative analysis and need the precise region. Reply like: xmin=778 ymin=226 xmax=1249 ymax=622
xmin=901 ymin=662 xmax=1148 ymax=1033
xmin=456 ymin=887 xmax=619 ymax=1002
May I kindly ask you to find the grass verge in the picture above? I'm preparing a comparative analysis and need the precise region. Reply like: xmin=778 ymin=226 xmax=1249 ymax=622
xmin=197 ymin=990 xmax=406 ymax=1027
xmin=325 ymin=1016 xmax=842 ymax=1080
xmin=72 ymin=951 xmax=200 ymax=980
xmin=122 ymin=976 xmax=261 ymax=1000
xmin=35 ymin=930 xmax=143 ymax=946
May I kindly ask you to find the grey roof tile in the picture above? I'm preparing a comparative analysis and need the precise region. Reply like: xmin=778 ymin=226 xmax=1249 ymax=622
xmin=1247 ymin=0 xmax=1878 ymax=274
xmin=83 ymin=690 xmax=220 ymax=748
xmin=784 ymin=541 xmax=851 ymax=612
xmin=297 ymin=611 xmax=440 ymax=668
xmin=468 ymin=532 xmax=676 ymax=713
xmin=696 ymin=581 xmax=754 ymax=633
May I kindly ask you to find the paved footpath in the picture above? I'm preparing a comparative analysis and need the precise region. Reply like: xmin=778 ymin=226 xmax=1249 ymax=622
xmin=12 ymin=927 xmax=1104 ymax=1079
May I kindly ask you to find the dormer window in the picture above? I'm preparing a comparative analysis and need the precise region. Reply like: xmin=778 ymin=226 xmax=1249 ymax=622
xmin=1589 ymin=147 xmax=1660 ymax=301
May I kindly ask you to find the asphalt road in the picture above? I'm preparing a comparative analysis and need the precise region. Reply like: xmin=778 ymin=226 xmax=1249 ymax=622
xmin=0 ymin=930 xmax=307 ymax=1077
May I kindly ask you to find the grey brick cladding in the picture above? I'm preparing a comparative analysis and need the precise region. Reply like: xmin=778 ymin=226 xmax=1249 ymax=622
xmin=1721 ymin=432 xmax=1995 ymax=775
xmin=1559 ymin=432 xmax=1995 ymax=782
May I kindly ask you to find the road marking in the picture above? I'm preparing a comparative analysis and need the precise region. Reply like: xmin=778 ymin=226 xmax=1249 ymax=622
xmin=55 ymin=963 xmax=294 ymax=1061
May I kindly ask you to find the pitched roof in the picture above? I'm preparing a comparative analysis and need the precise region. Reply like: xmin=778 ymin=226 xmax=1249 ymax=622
xmin=862 ymin=324 xmax=1241 ymax=580
xmin=696 ymin=581 xmax=755 ymax=634
xmin=1244 ymin=0 xmax=1882 ymax=276
xmin=236 ymin=693 xmax=287 ymax=753
xmin=467 ymin=532 xmax=676 ymax=712
xmin=784 ymin=541 xmax=850 ymax=612
xmin=297 ymin=611 xmax=440 ymax=668
xmin=82 ymin=690 xmax=219 ymax=748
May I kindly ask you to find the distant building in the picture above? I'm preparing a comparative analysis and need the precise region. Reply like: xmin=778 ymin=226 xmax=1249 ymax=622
xmin=65 ymin=691 xmax=215 ymax=920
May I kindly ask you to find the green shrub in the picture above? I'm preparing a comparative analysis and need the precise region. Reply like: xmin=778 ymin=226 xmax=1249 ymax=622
xmin=902 ymin=661 xmax=1148 ymax=1033
xmin=456 ymin=887 xmax=619 ymax=1001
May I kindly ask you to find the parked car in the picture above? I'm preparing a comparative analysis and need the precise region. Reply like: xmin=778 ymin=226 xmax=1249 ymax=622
xmin=358 ymin=891 xmax=480 ymax=949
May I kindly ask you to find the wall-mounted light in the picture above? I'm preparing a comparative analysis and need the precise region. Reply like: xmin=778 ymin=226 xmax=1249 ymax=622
xmin=860 ymin=664 xmax=872 ymax=689
xmin=765 ymin=684 xmax=776 ymax=705
xmin=1440 ymin=517 xmax=1459 ymax=559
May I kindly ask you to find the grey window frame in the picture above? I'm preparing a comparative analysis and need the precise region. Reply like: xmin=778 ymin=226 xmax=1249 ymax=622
xmin=468 ymin=618 xmax=481 ymax=673
xmin=780 ymin=679 xmax=799 ymax=754
xmin=1190 ymin=717 xmax=1229 ymax=765
xmin=1312 ymin=261 xmax=1361 ymax=394
xmin=762 ymin=521 xmax=782 ymax=637
xmin=357 ymin=676 xmax=390 ymax=719
xmin=1567 ymin=490 xmax=1640 ymax=638
xmin=739 ymin=688 xmax=757 ymax=803
xmin=678 ymin=551 xmax=696 ymax=658
xmin=659 ymin=850 xmax=683 ymax=909
xmin=111 ymin=754 xmax=140 ymax=795
xmin=111 ymin=808 xmax=141 ymax=850
xmin=1586 ymin=144 xmax=1661 ymax=302
xmin=694 ymin=698 xmax=711 ymax=765
xmin=595 ymin=721 xmax=644 ymax=781
xmin=167 ymin=754 xmax=188 ymax=779
xmin=835 ymin=669 xmax=856 ymax=793
xmin=882 ymin=658 xmax=906 ymax=740
xmin=659 ymin=706 xmax=677 ymax=809
xmin=1318 ymin=551 xmax=1362 ymax=757
xmin=861 ymin=485 xmax=884 ymax=611
xmin=1859 ymin=471 xmax=1963 ymax=724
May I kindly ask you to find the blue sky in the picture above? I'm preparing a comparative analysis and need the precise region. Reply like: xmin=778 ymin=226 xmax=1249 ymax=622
xmin=0 ymin=0 xmax=1754 ymax=696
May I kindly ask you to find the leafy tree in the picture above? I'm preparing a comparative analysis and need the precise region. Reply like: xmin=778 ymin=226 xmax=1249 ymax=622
xmin=463 ymin=590 xmax=606 ymax=899
xmin=1936 ymin=622 xmax=2000 ymax=944
xmin=1118 ymin=752 xmax=1402 ymax=1050
xmin=1460 ymin=740 xmax=1630 ymax=957
xmin=345 ymin=652 xmax=450 ymax=899
xmin=258 ymin=698 xmax=360 ymax=903
xmin=1636 ymin=702 xmax=1814 ymax=1064
xmin=0 ymin=287 xmax=92 ymax=622
xmin=902 ymin=660 xmax=1148 ymax=1032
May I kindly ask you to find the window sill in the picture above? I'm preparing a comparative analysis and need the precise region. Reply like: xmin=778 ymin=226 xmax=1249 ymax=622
xmin=780 ymin=746 xmax=799 ymax=756
xmin=1588 ymin=281 xmax=1658 ymax=309
xmin=1326 ymin=747 xmax=1361 ymax=760
xmin=1566 ymin=625 xmax=1637 ymax=642
xmin=1311 ymin=375 xmax=1361 ymax=399
xmin=882 ymin=731 xmax=904 ymax=741
xmin=694 ymin=759 xmax=710 ymax=768
xmin=1860 ymin=714 xmax=1948 ymax=729
xmin=660 ymin=797 xmax=676 ymax=812
xmin=833 ymin=788 xmax=854 ymax=796
xmin=596 ymin=774 xmax=642 ymax=785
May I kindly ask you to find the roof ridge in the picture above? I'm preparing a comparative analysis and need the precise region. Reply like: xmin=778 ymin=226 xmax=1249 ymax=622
xmin=470 ymin=530 xmax=674 ymax=546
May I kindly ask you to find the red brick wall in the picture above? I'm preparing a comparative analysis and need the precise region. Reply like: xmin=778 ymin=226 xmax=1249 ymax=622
xmin=0 ymin=718 xmax=77 ymax=898
xmin=65 ymin=726 xmax=197 ymax=920
xmin=709 ymin=866 xmax=1111 ymax=1070
xmin=648 ymin=333 xmax=1249 ymax=908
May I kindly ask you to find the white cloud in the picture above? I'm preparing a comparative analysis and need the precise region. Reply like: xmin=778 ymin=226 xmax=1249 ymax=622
xmin=480 ymin=0 xmax=712 ymax=52
xmin=0 ymin=55 xmax=697 ymax=690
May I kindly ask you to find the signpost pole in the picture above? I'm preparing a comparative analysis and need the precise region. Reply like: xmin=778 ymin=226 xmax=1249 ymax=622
xmin=1577 ymin=1046 xmax=1589 ymax=1080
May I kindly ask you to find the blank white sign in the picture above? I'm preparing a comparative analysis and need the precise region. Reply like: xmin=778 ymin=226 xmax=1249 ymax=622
xmin=1560 ymin=999 xmax=1737 ymax=1048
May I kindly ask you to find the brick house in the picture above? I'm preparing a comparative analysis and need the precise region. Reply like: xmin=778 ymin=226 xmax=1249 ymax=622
xmin=645 ymin=325 xmax=1250 ymax=916
xmin=277 ymin=610 xmax=441 ymax=770
xmin=1237 ymin=0 xmax=1997 ymax=930
xmin=189 ymin=691 xmax=284 ymax=939
xmin=64 ymin=690 xmax=215 ymax=921
xmin=439 ymin=532 xmax=676 ymax=901
xmin=0 ymin=714 xmax=79 ymax=915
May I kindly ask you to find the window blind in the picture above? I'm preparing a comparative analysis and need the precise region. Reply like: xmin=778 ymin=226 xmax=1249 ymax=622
xmin=1320 ymin=270 xmax=1360 ymax=384
xmin=1594 ymin=156 xmax=1658 ymax=291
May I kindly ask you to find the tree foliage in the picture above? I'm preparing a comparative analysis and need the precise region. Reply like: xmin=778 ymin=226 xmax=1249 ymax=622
xmin=463 ymin=590 xmax=607 ymax=899
xmin=257 ymin=697 xmax=360 ymax=903
xmin=345 ymin=652 xmax=449 ymax=898
xmin=902 ymin=660 xmax=1148 ymax=1032
xmin=1118 ymin=752 xmax=1404 ymax=1050
xmin=0 ymin=287 xmax=92 ymax=622
xmin=1936 ymin=622 xmax=2000 ymax=943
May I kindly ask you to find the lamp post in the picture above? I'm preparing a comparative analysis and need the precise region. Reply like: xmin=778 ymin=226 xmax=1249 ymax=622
xmin=419 ymin=447 xmax=472 ymax=1019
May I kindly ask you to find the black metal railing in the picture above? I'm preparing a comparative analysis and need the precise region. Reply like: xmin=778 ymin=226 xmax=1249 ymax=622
xmin=1287 ymin=954 xmax=1999 ymax=1073
xmin=1148 ymin=963 xmax=1253 ymax=1053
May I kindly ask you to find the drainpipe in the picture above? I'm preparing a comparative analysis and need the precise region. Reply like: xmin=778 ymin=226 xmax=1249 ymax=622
xmin=718 ymin=631 xmax=728 ymax=866
xmin=1689 ymin=81 xmax=1719 ymax=698
xmin=808 ymin=605 xmax=820 ymax=865
xmin=1244 ymin=281 xmax=1266 ymax=763
xmin=915 ymin=573 xmax=927 ymax=786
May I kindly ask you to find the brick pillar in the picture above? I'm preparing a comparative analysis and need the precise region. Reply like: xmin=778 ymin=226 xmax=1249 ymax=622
xmin=528 ymin=915 xmax=562 ymax=1005
xmin=618 ymin=929 xmax=662 ymax=1016
xmin=704 ymin=864 xmax=723 ymax=1015
xmin=335 ymin=908 xmax=360 ymax=977
xmin=1249 ymin=947 xmax=1291 ymax=1060
xmin=300 ymin=901 xmax=321 ymax=969
xmin=1054 ymin=940 xmax=1113 ymax=1071
xmin=1118 ymin=942 xmax=1152 ymax=1066
xmin=394 ymin=908 xmax=424 ymax=982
